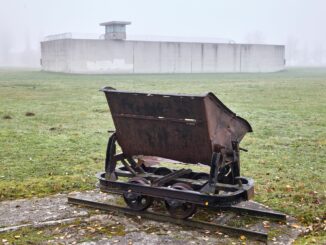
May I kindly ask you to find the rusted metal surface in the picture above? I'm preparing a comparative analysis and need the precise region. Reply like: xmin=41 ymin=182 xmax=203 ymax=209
xmin=92 ymin=88 xmax=282 ymax=229
xmin=97 ymin=172 xmax=254 ymax=206
xmin=101 ymin=88 xmax=252 ymax=165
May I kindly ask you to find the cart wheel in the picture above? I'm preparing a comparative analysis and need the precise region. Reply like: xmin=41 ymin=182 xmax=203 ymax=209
xmin=123 ymin=177 xmax=154 ymax=211
xmin=153 ymin=167 xmax=172 ymax=176
xmin=164 ymin=182 xmax=197 ymax=219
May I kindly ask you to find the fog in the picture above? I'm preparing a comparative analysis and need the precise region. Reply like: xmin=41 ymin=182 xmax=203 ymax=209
xmin=0 ymin=0 xmax=325 ymax=67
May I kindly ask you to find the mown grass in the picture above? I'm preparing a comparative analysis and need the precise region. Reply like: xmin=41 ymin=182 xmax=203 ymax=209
xmin=0 ymin=68 xmax=325 ymax=242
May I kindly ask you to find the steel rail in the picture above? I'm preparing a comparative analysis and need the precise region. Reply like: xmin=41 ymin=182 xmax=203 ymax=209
xmin=67 ymin=197 xmax=268 ymax=242
xmin=218 ymin=205 xmax=286 ymax=221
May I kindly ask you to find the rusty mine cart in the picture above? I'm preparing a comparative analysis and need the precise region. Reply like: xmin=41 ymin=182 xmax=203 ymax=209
xmin=67 ymin=87 xmax=287 ymax=242
xmin=97 ymin=88 xmax=254 ymax=219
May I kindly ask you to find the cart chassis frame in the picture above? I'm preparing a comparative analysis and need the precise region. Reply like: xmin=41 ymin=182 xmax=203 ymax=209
xmin=99 ymin=131 xmax=254 ymax=208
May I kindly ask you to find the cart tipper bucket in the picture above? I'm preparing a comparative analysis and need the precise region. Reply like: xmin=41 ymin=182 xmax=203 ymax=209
xmin=101 ymin=88 xmax=252 ymax=166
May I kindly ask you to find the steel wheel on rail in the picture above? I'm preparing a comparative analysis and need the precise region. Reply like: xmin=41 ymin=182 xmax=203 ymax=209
xmin=123 ymin=177 xmax=154 ymax=211
xmin=164 ymin=182 xmax=197 ymax=219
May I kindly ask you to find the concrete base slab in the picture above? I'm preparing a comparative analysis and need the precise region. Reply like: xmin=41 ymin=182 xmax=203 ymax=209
xmin=0 ymin=190 xmax=304 ymax=244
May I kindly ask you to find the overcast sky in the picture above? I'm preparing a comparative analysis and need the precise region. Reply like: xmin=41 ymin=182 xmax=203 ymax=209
xmin=0 ymin=0 xmax=325 ymax=66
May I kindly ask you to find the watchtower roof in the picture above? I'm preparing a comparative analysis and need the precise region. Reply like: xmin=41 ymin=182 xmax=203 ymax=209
xmin=100 ymin=21 xmax=131 ymax=26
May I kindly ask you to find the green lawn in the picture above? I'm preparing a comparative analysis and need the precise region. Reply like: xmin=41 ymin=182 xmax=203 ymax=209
xmin=0 ymin=68 xmax=325 ymax=242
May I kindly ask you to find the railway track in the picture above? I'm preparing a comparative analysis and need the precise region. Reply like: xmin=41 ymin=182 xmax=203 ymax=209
xmin=67 ymin=197 xmax=284 ymax=243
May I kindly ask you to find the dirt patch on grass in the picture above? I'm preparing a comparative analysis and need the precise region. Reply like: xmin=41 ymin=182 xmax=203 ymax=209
xmin=2 ymin=115 xmax=12 ymax=119
xmin=25 ymin=112 xmax=35 ymax=116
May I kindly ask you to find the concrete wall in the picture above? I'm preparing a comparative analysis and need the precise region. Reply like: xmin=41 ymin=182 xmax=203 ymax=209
xmin=41 ymin=39 xmax=70 ymax=72
xmin=41 ymin=39 xmax=285 ymax=74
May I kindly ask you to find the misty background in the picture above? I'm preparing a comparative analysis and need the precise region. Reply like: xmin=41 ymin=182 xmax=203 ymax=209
xmin=0 ymin=0 xmax=325 ymax=68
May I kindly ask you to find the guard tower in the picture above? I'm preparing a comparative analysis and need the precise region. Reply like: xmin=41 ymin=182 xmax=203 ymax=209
xmin=100 ymin=21 xmax=131 ymax=40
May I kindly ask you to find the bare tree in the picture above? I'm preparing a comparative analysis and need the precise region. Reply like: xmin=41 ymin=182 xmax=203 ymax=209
xmin=0 ymin=28 xmax=12 ymax=66
xmin=311 ymin=43 xmax=324 ymax=66
xmin=285 ymin=36 xmax=299 ymax=66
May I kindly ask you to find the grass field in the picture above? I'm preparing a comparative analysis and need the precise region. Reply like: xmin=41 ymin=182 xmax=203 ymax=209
xmin=0 ymin=68 xmax=325 ymax=243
